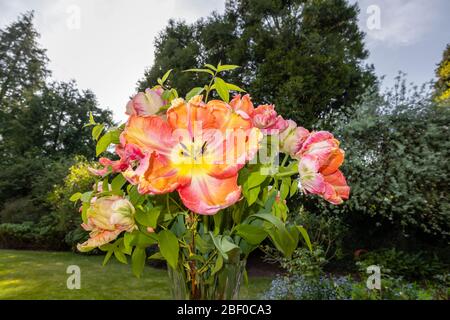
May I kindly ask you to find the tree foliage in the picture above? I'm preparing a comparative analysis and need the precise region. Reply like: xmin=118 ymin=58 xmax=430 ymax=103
xmin=0 ymin=11 xmax=49 ymax=112
xmin=138 ymin=0 xmax=376 ymax=128
xmin=434 ymin=44 xmax=450 ymax=105
xmin=0 ymin=12 xmax=114 ymax=246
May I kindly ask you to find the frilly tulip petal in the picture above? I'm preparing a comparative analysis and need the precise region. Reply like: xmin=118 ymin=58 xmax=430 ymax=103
xmin=178 ymin=174 xmax=242 ymax=215
xmin=252 ymin=104 xmax=289 ymax=134
xmin=122 ymin=115 xmax=176 ymax=156
xmin=298 ymin=155 xmax=326 ymax=194
xmin=229 ymin=94 xmax=255 ymax=119
xmin=322 ymin=170 xmax=350 ymax=204
xmin=136 ymin=153 xmax=188 ymax=194
xmin=77 ymin=229 xmax=123 ymax=252
xmin=279 ymin=120 xmax=310 ymax=156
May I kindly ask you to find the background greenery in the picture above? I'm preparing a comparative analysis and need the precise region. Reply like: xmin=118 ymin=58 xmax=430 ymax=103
xmin=0 ymin=0 xmax=448 ymax=300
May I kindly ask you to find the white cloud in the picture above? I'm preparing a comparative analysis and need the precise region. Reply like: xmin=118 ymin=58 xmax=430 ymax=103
xmin=0 ymin=0 xmax=225 ymax=122
xmin=355 ymin=0 xmax=440 ymax=47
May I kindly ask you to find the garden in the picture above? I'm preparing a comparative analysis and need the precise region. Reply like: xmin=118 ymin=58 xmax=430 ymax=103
xmin=0 ymin=0 xmax=448 ymax=301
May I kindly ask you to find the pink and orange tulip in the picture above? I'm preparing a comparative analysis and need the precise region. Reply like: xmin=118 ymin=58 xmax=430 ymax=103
xmin=126 ymin=87 xmax=165 ymax=117
xmin=119 ymin=95 xmax=261 ymax=215
xmin=295 ymin=131 xmax=350 ymax=204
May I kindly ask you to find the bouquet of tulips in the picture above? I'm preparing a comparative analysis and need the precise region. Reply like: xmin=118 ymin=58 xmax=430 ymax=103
xmin=72 ymin=63 xmax=349 ymax=299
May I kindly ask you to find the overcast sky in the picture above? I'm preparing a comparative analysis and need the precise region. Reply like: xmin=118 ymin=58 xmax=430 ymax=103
xmin=1 ymin=0 xmax=449 ymax=122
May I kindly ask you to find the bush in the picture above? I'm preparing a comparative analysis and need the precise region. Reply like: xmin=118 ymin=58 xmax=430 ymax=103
xmin=262 ymin=275 xmax=352 ymax=300
xmin=0 ymin=156 xmax=97 ymax=250
xmin=264 ymin=246 xmax=327 ymax=278
xmin=311 ymin=76 xmax=450 ymax=251
xmin=0 ymin=196 xmax=42 ymax=224
xmin=356 ymin=248 xmax=449 ymax=280
xmin=351 ymin=276 xmax=444 ymax=300
xmin=0 ymin=221 xmax=65 ymax=250
xmin=46 ymin=156 xmax=97 ymax=249
xmin=293 ymin=206 xmax=348 ymax=261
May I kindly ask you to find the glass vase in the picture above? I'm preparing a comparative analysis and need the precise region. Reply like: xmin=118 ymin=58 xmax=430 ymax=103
xmin=167 ymin=259 xmax=247 ymax=300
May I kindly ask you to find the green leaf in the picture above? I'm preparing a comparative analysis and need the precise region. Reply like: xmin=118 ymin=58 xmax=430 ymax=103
xmin=170 ymin=88 xmax=178 ymax=98
xmin=183 ymin=68 xmax=215 ymax=76
xmin=280 ymin=177 xmax=291 ymax=200
xmin=290 ymin=179 xmax=299 ymax=197
xmin=211 ymin=254 xmax=223 ymax=276
xmin=114 ymin=249 xmax=128 ymax=264
xmin=226 ymin=83 xmax=246 ymax=92
xmin=247 ymin=171 xmax=267 ymax=189
xmin=111 ymin=174 xmax=126 ymax=194
xmin=246 ymin=186 xmax=260 ymax=206
xmin=185 ymin=87 xmax=204 ymax=101
xmin=125 ymin=230 xmax=157 ymax=248
xmin=217 ymin=64 xmax=240 ymax=72
xmin=214 ymin=77 xmax=229 ymax=102
xmin=148 ymin=252 xmax=164 ymax=260
xmin=235 ymin=224 xmax=268 ymax=245
xmin=250 ymin=213 xmax=297 ymax=257
xmin=92 ymin=124 xmax=105 ymax=141
xmin=162 ymin=90 xmax=172 ymax=101
xmin=128 ymin=185 xmax=145 ymax=206
xmin=89 ymin=111 xmax=95 ymax=125
xmin=102 ymin=249 xmax=114 ymax=266
xmin=80 ymin=191 xmax=93 ymax=203
xmin=209 ymin=232 xmax=240 ymax=262
xmin=81 ymin=202 xmax=89 ymax=224
xmin=204 ymin=64 xmax=217 ymax=71
xmin=69 ymin=192 xmax=82 ymax=202
xmin=131 ymin=247 xmax=146 ymax=278
xmin=135 ymin=206 xmax=161 ymax=228
xmin=161 ymin=69 xmax=173 ymax=83
xmin=297 ymin=226 xmax=312 ymax=252
xmin=158 ymin=230 xmax=179 ymax=269
xmin=96 ymin=132 xmax=113 ymax=156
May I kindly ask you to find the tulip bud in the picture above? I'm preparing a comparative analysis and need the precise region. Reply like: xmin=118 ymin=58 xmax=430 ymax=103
xmin=77 ymin=196 xmax=136 ymax=252
xmin=126 ymin=87 xmax=165 ymax=116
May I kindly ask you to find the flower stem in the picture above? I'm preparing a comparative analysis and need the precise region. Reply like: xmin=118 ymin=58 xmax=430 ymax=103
xmin=275 ymin=170 xmax=298 ymax=178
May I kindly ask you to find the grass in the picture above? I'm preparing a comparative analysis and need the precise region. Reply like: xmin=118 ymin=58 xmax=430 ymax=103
xmin=0 ymin=249 xmax=272 ymax=300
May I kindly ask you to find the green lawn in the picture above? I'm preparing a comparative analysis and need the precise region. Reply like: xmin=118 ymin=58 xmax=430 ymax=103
xmin=0 ymin=249 xmax=272 ymax=300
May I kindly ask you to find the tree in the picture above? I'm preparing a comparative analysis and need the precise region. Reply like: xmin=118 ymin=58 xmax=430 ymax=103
xmin=138 ymin=0 xmax=376 ymax=128
xmin=1 ymin=81 xmax=113 ymax=161
xmin=434 ymin=44 xmax=450 ymax=105
xmin=0 ymin=12 xmax=113 ymax=225
xmin=0 ymin=11 xmax=49 ymax=111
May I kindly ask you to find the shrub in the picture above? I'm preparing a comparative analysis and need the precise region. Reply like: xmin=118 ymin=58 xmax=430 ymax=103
xmin=264 ymin=246 xmax=327 ymax=278
xmin=313 ymin=76 xmax=450 ymax=250
xmin=351 ymin=276 xmax=443 ymax=300
xmin=0 ymin=196 xmax=42 ymax=224
xmin=262 ymin=274 xmax=352 ymax=300
xmin=356 ymin=248 xmax=449 ymax=280
xmin=46 ymin=156 xmax=97 ymax=249
xmin=0 ymin=156 xmax=97 ymax=250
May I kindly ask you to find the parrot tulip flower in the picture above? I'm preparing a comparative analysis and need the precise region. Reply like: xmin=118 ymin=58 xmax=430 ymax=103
xmin=120 ymin=95 xmax=262 ymax=215
xmin=279 ymin=120 xmax=310 ymax=156
xmin=296 ymin=131 xmax=350 ymax=204
xmin=126 ymin=87 xmax=165 ymax=117
xmin=229 ymin=94 xmax=255 ymax=119
xmin=229 ymin=95 xmax=288 ymax=134
xmin=251 ymin=104 xmax=289 ymax=134
xmin=77 ymin=196 xmax=137 ymax=252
